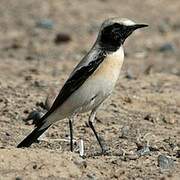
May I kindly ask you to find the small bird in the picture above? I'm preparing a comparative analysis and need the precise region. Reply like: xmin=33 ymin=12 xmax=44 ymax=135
xmin=17 ymin=17 xmax=148 ymax=153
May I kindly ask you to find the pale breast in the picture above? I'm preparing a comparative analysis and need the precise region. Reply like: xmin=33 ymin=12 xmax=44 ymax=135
xmin=92 ymin=46 xmax=124 ymax=83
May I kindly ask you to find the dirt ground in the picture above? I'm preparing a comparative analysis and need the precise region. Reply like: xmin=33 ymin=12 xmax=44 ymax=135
xmin=0 ymin=0 xmax=180 ymax=179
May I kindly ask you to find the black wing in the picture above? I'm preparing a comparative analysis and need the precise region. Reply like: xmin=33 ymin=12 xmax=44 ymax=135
xmin=38 ymin=50 xmax=106 ymax=124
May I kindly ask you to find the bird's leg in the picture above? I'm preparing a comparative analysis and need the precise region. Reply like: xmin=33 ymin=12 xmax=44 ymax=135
xmin=88 ymin=108 xmax=106 ymax=154
xmin=69 ymin=118 xmax=73 ymax=152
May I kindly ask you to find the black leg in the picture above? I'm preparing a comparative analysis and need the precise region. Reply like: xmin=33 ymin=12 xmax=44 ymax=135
xmin=88 ymin=120 xmax=105 ymax=154
xmin=69 ymin=119 xmax=73 ymax=152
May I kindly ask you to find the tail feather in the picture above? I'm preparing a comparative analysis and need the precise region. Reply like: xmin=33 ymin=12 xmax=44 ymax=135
xmin=17 ymin=124 xmax=50 ymax=148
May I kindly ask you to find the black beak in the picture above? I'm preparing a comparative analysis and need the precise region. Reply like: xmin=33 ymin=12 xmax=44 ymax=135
xmin=132 ymin=24 xmax=149 ymax=30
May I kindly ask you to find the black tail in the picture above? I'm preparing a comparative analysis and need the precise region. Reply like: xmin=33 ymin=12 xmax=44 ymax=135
xmin=17 ymin=124 xmax=50 ymax=148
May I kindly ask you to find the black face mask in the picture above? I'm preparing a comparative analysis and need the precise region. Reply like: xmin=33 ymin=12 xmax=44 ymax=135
xmin=99 ymin=23 xmax=148 ymax=52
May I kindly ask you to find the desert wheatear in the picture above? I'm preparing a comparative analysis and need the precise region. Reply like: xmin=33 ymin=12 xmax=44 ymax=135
xmin=17 ymin=17 xmax=148 ymax=153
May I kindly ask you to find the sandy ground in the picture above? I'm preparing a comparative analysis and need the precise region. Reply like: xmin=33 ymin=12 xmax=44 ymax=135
xmin=0 ymin=0 xmax=180 ymax=179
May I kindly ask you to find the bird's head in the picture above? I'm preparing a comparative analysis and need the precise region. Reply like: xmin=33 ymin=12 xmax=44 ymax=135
xmin=97 ymin=17 xmax=148 ymax=51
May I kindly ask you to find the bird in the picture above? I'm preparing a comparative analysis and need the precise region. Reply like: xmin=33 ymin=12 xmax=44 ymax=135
xmin=17 ymin=17 xmax=148 ymax=153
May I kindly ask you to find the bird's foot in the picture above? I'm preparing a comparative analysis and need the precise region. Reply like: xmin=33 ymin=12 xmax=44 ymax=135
xmin=100 ymin=145 xmax=110 ymax=155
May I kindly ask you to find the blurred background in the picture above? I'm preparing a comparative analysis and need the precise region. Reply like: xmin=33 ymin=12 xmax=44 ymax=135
xmin=0 ymin=0 xmax=180 ymax=81
xmin=0 ymin=0 xmax=180 ymax=179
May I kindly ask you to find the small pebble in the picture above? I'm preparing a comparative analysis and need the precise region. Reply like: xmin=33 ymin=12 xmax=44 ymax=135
xmin=23 ymin=109 xmax=29 ymax=114
xmin=161 ymin=116 xmax=175 ymax=124
xmin=137 ymin=146 xmax=151 ymax=156
xmin=25 ymin=56 xmax=34 ymax=61
xmin=54 ymin=33 xmax=71 ymax=44
xmin=24 ymin=75 xmax=32 ymax=81
xmin=167 ymin=118 xmax=176 ymax=124
xmin=33 ymin=164 xmax=38 ymax=169
xmin=36 ymin=102 xmax=46 ymax=109
xmin=123 ymin=97 xmax=132 ymax=104
xmin=11 ymin=42 xmax=21 ymax=49
xmin=144 ymin=114 xmax=154 ymax=123
xmin=25 ymin=110 xmax=45 ymax=125
xmin=34 ymin=80 xmax=47 ymax=88
xmin=158 ymin=155 xmax=174 ymax=170
xmin=36 ymin=19 xmax=54 ymax=29
xmin=5 ymin=132 xmax=11 ymax=136
xmin=86 ymin=173 xmax=96 ymax=180
xmin=175 ymin=150 xmax=180 ymax=158
xmin=15 ymin=177 xmax=22 ymax=180
xmin=158 ymin=43 xmax=176 ymax=53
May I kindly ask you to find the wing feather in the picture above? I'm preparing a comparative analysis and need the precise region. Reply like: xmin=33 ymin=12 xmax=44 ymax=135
xmin=37 ymin=49 xmax=106 ymax=125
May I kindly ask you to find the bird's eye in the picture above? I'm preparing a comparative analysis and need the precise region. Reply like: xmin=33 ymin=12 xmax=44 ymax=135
xmin=112 ymin=31 xmax=120 ymax=41
xmin=111 ymin=27 xmax=121 ymax=40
